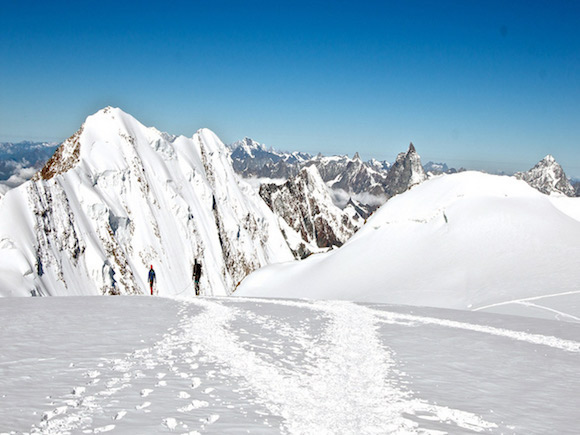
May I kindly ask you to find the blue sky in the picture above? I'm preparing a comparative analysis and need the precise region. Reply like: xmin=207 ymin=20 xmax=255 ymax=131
xmin=1 ymin=0 xmax=579 ymax=176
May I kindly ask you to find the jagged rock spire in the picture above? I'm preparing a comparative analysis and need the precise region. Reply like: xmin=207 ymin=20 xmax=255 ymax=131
xmin=384 ymin=142 xmax=427 ymax=199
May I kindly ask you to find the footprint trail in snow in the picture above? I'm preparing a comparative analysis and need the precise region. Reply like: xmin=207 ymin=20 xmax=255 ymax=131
xmin=24 ymin=296 xmax=580 ymax=434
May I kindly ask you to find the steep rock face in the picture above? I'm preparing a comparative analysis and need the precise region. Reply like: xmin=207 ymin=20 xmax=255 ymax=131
xmin=384 ymin=143 xmax=427 ymax=198
xmin=259 ymin=166 xmax=362 ymax=258
xmin=0 ymin=107 xmax=294 ymax=297
xmin=515 ymin=155 xmax=575 ymax=197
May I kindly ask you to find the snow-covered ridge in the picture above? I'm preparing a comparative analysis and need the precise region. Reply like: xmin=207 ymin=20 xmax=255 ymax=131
xmin=0 ymin=107 xmax=296 ymax=297
xmin=237 ymin=171 xmax=580 ymax=320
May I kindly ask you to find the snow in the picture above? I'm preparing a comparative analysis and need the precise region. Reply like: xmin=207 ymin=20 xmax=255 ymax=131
xmin=1 ymin=295 xmax=578 ymax=434
xmin=0 ymin=107 xmax=294 ymax=298
xmin=237 ymin=171 xmax=580 ymax=320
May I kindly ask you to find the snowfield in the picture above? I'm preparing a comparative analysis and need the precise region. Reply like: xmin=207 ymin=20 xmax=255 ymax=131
xmin=237 ymin=172 xmax=580 ymax=321
xmin=1 ymin=296 xmax=579 ymax=434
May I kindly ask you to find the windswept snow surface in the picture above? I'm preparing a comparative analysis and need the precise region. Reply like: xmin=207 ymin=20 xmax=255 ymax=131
xmin=0 ymin=296 xmax=579 ymax=434
xmin=238 ymin=172 xmax=580 ymax=320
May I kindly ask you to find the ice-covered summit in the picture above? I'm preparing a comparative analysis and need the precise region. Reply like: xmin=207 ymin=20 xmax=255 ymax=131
xmin=0 ymin=107 xmax=296 ymax=297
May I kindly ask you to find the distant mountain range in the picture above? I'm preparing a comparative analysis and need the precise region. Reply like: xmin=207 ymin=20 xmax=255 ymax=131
xmin=3 ymin=137 xmax=577 ymax=202
xmin=228 ymin=138 xmax=431 ymax=212
xmin=0 ymin=108 xmax=578 ymax=313
xmin=228 ymin=137 xmax=578 ymax=201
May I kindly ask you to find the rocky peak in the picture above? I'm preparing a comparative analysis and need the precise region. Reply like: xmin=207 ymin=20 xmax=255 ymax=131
xmin=34 ymin=125 xmax=84 ymax=181
xmin=259 ymin=166 xmax=361 ymax=256
xmin=515 ymin=155 xmax=575 ymax=197
xmin=383 ymin=142 xmax=427 ymax=198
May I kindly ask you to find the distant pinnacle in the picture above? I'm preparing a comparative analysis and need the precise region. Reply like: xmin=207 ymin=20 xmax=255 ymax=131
xmin=408 ymin=142 xmax=416 ymax=153
xmin=353 ymin=152 xmax=361 ymax=161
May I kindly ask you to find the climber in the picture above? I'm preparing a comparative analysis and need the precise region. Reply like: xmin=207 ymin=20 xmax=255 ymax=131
xmin=192 ymin=259 xmax=202 ymax=296
xmin=148 ymin=265 xmax=156 ymax=295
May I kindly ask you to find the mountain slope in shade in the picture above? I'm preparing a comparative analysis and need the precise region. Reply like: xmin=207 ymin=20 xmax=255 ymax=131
xmin=515 ymin=155 xmax=575 ymax=197
xmin=259 ymin=166 xmax=363 ymax=258
xmin=237 ymin=172 xmax=580 ymax=319
xmin=0 ymin=107 xmax=294 ymax=297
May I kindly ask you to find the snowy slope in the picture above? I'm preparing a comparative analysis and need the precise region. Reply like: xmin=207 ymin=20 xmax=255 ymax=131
xmin=0 ymin=107 xmax=294 ymax=297
xmin=237 ymin=172 xmax=580 ymax=319
xmin=1 ymin=296 xmax=579 ymax=434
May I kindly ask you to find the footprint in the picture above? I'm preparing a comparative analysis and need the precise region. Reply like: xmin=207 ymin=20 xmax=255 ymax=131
xmin=63 ymin=399 xmax=81 ymax=408
xmin=162 ymin=417 xmax=178 ymax=430
xmin=201 ymin=414 xmax=219 ymax=425
xmin=177 ymin=400 xmax=208 ymax=413
xmin=192 ymin=400 xmax=209 ymax=409
xmin=136 ymin=401 xmax=151 ymax=410
xmin=41 ymin=405 xmax=68 ymax=421
xmin=156 ymin=380 xmax=167 ymax=387
xmin=190 ymin=378 xmax=201 ymax=389
xmin=113 ymin=410 xmax=127 ymax=420
xmin=93 ymin=424 xmax=115 ymax=433
xmin=141 ymin=389 xmax=154 ymax=397
xmin=72 ymin=386 xmax=86 ymax=396
xmin=156 ymin=373 xmax=167 ymax=379
xmin=178 ymin=392 xmax=191 ymax=399
xmin=203 ymin=388 xmax=215 ymax=394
